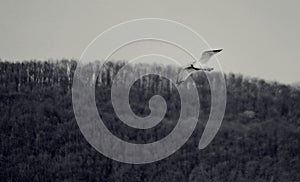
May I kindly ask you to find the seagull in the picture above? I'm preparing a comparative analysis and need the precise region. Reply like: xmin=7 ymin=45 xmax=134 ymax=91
xmin=176 ymin=49 xmax=223 ymax=85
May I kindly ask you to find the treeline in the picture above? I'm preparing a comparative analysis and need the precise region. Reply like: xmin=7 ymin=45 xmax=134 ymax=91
xmin=0 ymin=60 xmax=299 ymax=121
xmin=0 ymin=60 xmax=299 ymax=181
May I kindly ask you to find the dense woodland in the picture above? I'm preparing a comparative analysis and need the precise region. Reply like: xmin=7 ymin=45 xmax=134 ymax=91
xmin=0 ymin=60 xmax=299 ymax=181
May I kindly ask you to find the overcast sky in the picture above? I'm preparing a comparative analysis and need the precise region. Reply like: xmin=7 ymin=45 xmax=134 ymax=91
xmin=0 ymin=0 xmax=299 ymax=84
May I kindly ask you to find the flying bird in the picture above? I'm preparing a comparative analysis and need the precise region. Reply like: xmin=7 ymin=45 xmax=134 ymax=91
xmin=176 ymin=49 xmax=223 ymax=85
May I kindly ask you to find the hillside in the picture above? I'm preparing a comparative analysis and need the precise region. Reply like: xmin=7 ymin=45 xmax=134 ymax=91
xmin=0 ymin=60 xmax=299 ymax=181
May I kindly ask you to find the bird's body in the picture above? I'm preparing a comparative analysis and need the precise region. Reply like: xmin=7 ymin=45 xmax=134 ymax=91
xmin=176 ymin=49 xmax=222 ymax=85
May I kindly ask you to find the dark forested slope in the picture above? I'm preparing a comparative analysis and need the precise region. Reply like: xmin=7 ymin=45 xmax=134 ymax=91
xmin=0 ymin=60 xmax=299 ymax=181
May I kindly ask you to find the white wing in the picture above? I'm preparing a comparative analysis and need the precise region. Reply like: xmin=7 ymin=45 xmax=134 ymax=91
xmin=178 ymin=49 xmax=222 ymax=84
xmin=199 ymin=49 xmax=223 ymax=64
xmin=176 ymin=68 xmax=196 ymax=85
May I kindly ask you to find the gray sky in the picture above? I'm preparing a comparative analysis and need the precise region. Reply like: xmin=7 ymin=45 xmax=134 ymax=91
xmin=0 ymin=0 xmax=299 ymax=84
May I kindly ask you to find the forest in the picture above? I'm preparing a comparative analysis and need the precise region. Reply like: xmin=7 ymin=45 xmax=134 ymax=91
xmin=0 ymin=60 xmax=299 ymax=181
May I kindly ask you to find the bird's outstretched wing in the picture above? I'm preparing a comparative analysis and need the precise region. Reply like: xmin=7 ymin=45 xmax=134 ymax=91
xmin=176 ymin=68 xmax=196 ymax=85
xmin=199 ymin=49 xmax=223 ymax=64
